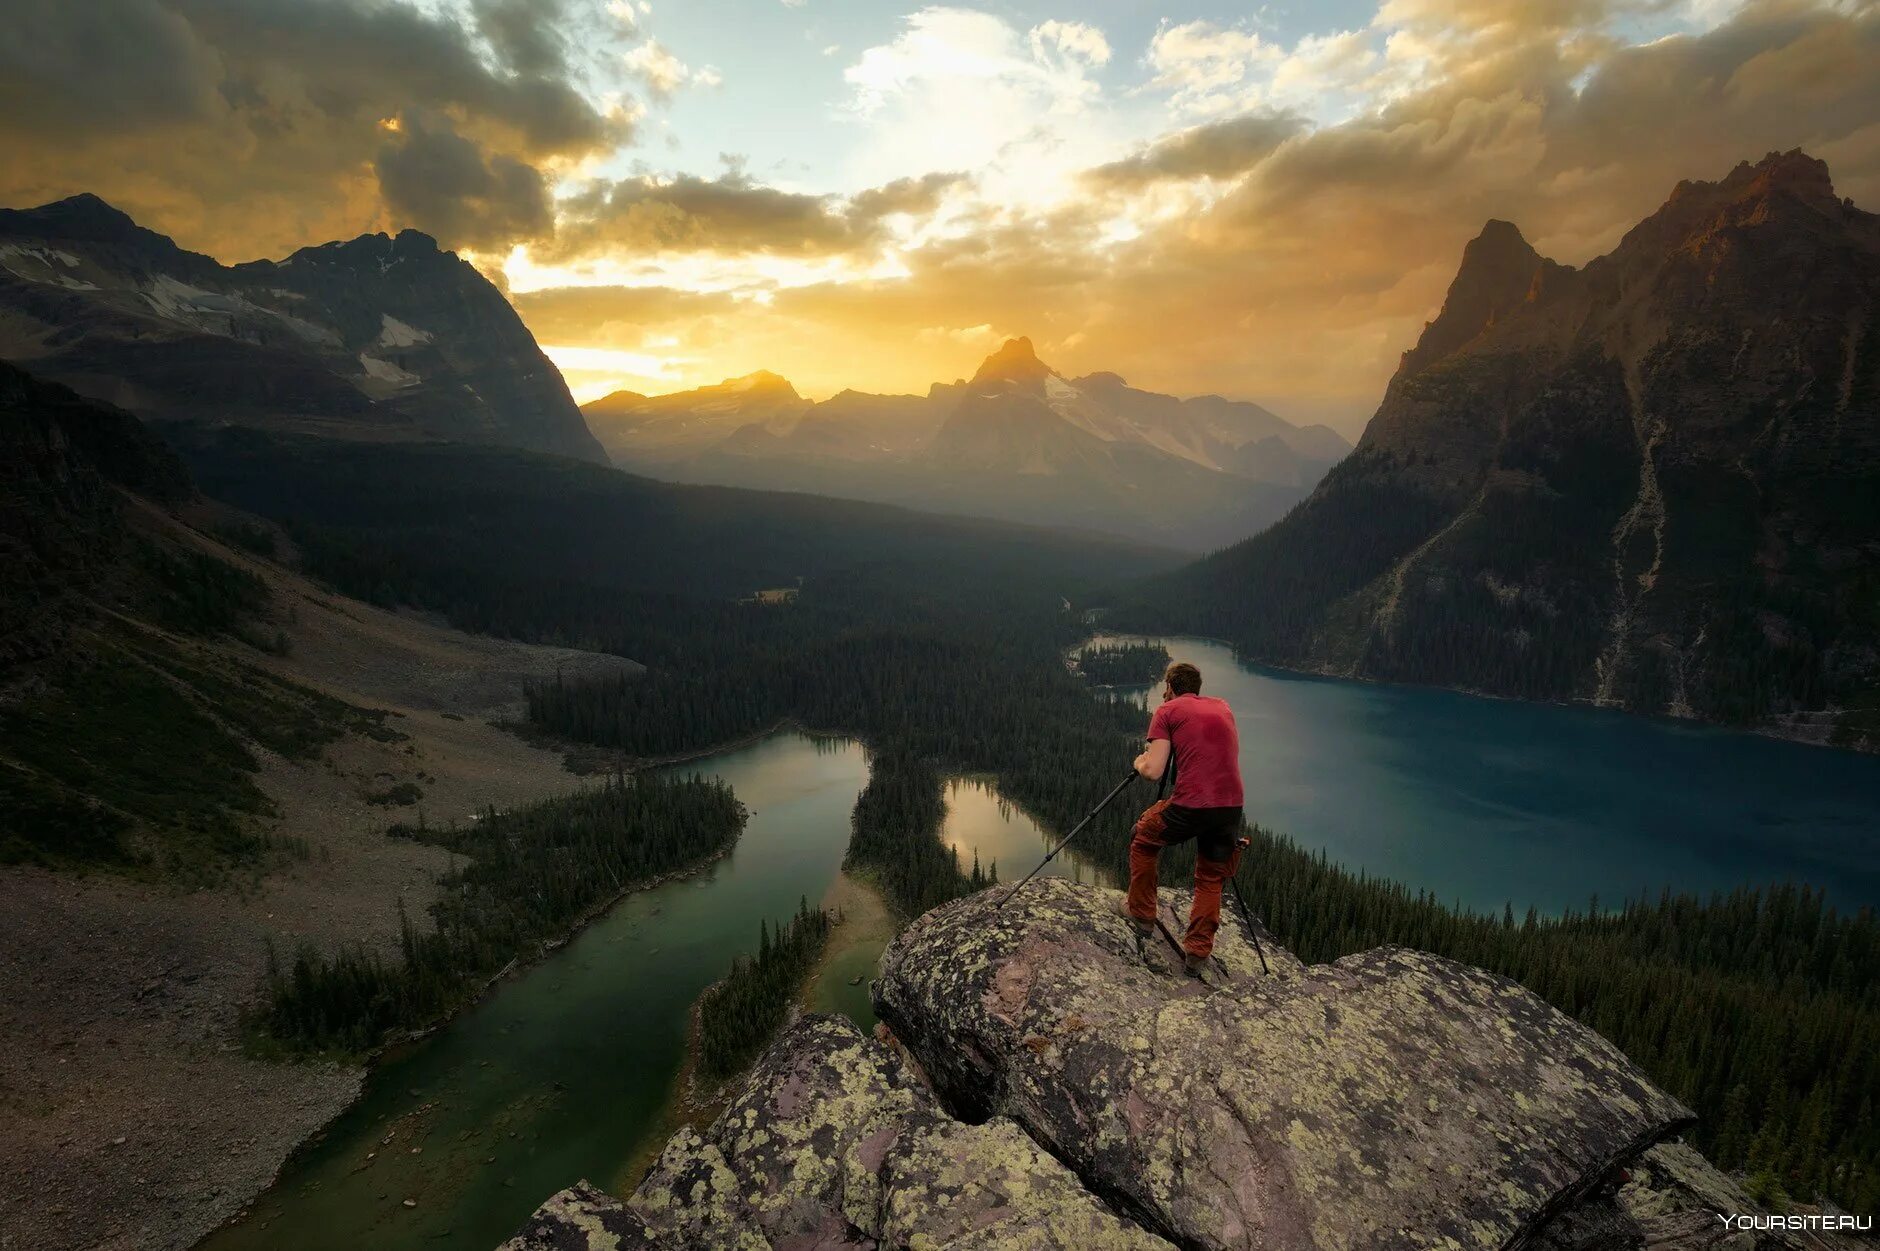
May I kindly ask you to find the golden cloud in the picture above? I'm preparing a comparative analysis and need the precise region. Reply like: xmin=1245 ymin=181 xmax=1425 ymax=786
xmin=0 ymin=0 xmax=629 ymax=257
xmin=519 ymin=0 xmax=1880 ymax=435
xmin=4 ymin=0 xmax=1878 ymax=437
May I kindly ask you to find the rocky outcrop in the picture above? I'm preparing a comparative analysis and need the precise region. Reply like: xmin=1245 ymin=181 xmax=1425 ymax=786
xmin=0 ymin=194 xmax=605 ymax=463
xmin=509 ymin=882 xmax=1803 ymax=1250
xmin=501 ymin=1014 xmax=1169 ymax=1250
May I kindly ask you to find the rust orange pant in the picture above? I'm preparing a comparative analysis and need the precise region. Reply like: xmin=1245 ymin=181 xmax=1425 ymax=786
xmin=1126 ymin=801 xmax=1244 ymax=958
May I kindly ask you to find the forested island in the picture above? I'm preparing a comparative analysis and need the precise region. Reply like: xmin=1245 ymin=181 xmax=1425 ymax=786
xmin=1073 ymin=640 xmax=1171 ymax=686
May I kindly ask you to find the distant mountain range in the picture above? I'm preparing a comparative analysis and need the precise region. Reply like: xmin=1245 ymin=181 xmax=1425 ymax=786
xmin=0 ymin=194 xmax=604 ymax=463
xmin=1120 ymin=150 xmax=1880 ymax=748
xmin=584 ymin=337 xmax=1350 ymax=551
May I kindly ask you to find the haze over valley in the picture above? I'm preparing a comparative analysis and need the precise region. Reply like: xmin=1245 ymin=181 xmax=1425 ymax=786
xmin=583 ymin=336 xmax=1350 ymax=549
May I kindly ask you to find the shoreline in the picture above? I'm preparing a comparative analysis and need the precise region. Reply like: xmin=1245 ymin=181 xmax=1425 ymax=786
xmin=525 ymin=716 xmax=863 ymax=777
xmin=1083 ymin=631 xmax=1877 ymax=757
xmin=610 ymin=868 xmax=899 ymax=1197
xmin=206 ymin=832 xmax=746 ymax=1243
xmin=207 ymin=723 xmax=874 ymax=1247
xmin=798 ymin=870 xmax=899 ymax=1020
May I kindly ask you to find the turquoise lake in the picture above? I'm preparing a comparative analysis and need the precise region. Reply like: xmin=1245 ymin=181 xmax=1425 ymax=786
xmin=1111 ymin=636 xmax=1880 ymax=916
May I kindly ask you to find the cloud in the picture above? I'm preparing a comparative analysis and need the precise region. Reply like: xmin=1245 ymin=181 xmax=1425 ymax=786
xmin=1029 ymin=20 xmax=1113 ymax=69
xmin=538 ymin=167 xmax=966 ymax=265
xmin=473 ymin=0 xmax=572 ymax=78
xmin=375 ymin=113 xmax=554 ymax=249
xmin=1146 ymin=21 xmax=1281 ymax=115
xmin=845 ymin=8 xmax=1109 ymax=120
xmin=8 ymin=0 xmax=1880 ymax=436
xmin=916 ymin=323 xmax=1004 ymax=349
xmin=1085 ymin=112 xmax=1306 ymax=188
xmin=838 ymin=8 xmax=1134 ymax=214
xmin=625 ymin=37 xmax=718 ymax=98
xmin=0 ymin=0 xmax=224 ymax=136
xmin=1146 ymin=19 xmax=1385 ymax=119
xmin=0 ymin=0 xmax=630 ymax=258
xmin=509 ymin=0 xmax=1880 ymax=433
xmin=847 ymin=171 xmax=971 ymax=220
xmin=548 ymin=172 xmax=859 ymax=257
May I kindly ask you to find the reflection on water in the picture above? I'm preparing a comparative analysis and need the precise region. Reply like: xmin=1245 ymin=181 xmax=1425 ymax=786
xmin=1094 ymin=636 xmax=1880 ymax=915
xmin=939 ymin=777 xmax=1115 ymax=888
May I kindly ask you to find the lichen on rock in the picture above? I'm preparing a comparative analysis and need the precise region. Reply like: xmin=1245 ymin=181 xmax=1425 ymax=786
xmin=507 ymin=881 xmax=1804 ymax=1251
xmin=874 ymin=880 xmax=1701 ymax=1250
xmin=502 ymin=1012 xmax=1170 ymax=1250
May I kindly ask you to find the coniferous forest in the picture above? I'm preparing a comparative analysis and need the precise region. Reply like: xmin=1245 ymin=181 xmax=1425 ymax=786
xmin=1074 ymin=640 xmax=1172 ymax=686
xmin=256 ymin=773 xmax=745 ymax=1055
xmin=186 ymin=431 xmax=1880 ymax=1209
xmin=697 ymin=899 xmax=834 ymax=1081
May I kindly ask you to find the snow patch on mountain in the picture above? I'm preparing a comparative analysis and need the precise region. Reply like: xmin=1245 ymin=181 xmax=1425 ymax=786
xmin=0 ymin=243 xmax=99 ymax=290
xmin=358 ymin=352 xmax=420 ymax=387
xmin=377 ymin=313 xmax=432 ymax=348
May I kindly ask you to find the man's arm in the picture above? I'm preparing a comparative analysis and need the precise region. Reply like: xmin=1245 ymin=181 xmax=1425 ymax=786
xmin=1134 ymin=738 xmax=1171 ymax=781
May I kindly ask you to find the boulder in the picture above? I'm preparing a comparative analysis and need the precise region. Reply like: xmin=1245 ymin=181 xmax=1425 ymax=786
xmin=500 ymin=1013 xmax=1170 ymax=1250
xmin=873 ymin=879 xmax=1696 ymax=1250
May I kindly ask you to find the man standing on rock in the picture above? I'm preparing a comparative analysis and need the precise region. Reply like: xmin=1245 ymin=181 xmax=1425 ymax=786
xmin=1123 ymin=661 xmax=1245 ymax=975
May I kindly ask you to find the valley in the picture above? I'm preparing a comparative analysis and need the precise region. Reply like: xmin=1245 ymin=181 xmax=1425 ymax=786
xmin=0 ymin=504 xmax=634 ymax=1251
xmin=2 ymin=140 xmax=1878 ymax=1248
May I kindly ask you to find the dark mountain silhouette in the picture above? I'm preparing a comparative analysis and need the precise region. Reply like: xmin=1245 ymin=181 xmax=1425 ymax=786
xmin=1119 ymin=150 xmax=1880 ymax=747
xmin=0 ymin=195 xmax=605 ymax=463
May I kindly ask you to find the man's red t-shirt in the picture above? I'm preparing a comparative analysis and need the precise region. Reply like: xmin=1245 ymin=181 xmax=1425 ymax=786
xmin=1147 ymin=693 xmax=1244 ymax=809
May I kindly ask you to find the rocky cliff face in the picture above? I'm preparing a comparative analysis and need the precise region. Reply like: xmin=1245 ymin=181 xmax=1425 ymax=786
xmin=0 ymin=195 xmax=604 ymax=463
xmin=507 ymin=881 xmax=1801 ymax=1250
xmin=1128 ymin=150 xmax=1880 ymax=746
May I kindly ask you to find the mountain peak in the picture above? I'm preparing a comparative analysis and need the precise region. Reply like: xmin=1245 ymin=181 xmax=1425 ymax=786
xmin=283 ymin=228 xmax=454 ymax=271
xmin=1396 ymin=218 xmax=1559 ymax=377
xmin=971 ymin=336 xmax=1055 ymax=388
xmin=725 ymin=369 xmax=799 ymax=397
xmin=1639 ymin=147 xmax=1842 ymax=257
xmin=1709 ymin=148 xmax=1836 ymax=205
xmin=0 ymin=192 xmax=166 ymax=248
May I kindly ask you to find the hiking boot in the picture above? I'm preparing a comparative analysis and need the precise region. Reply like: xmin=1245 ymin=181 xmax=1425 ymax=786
xmin=1182 ymin=951 xmax=1213 ymax=979
xmin=1113 ymin=894 xmax=1154 ymax=935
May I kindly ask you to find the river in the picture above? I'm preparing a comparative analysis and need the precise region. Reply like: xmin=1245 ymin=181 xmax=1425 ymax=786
xmin=1104 ymin=636 xmax=1880 ymax=915
xmin=203 ymin=731 xmax=1072 ymax=1251
xmin=200 ymin=733 xmax=878 ymax=1251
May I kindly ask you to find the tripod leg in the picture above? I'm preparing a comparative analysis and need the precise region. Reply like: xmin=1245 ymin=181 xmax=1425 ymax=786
xmin=1225 ymin=847 xmax=1270 ymax=976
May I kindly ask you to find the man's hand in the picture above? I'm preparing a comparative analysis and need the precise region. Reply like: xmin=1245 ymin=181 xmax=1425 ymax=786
xmin=1135 ymin=739 xmax=1171 ymax=781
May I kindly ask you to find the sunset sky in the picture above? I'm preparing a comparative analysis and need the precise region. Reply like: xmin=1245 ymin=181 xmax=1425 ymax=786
xmin=5 ymin=0 xmax=1879 ymax=434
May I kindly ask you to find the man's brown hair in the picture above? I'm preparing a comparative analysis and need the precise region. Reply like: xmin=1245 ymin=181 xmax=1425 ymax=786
xmin=1164 ymin=661 xmax=1202 ymax=696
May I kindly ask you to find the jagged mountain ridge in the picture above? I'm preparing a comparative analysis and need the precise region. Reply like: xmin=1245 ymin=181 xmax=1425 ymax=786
xmin=583 ymin=337 xmax=1351 ymax=552
xmin=0 ymin=194 xmax=605 ymax=463
xmin=1119 ymin=150 xmax=1880 ymax=746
